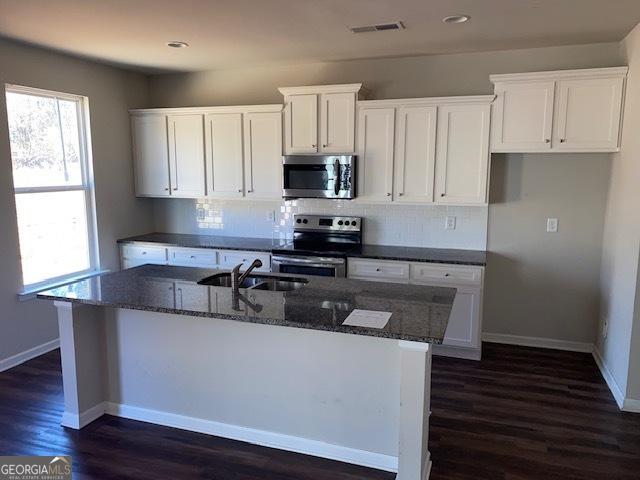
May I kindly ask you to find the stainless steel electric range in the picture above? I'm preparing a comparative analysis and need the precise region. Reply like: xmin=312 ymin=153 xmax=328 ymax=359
xmin=271 ymin=214 xmax=362 ymax=277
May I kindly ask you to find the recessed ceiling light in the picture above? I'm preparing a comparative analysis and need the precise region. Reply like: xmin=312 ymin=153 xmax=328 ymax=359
xmin=166 ymin=41 xmax=189 ymax=48
xmin=442 ymin=15 xmax=470 ymax=24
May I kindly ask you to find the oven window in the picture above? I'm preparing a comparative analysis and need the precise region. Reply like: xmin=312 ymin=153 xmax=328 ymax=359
xmin=280 ymin=264 xmax=335 ymax=277
xmin=284 ymin=165 xmax=331 ymax=190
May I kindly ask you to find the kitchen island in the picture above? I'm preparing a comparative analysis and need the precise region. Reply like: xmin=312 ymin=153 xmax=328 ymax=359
xmin=38 ymin=265 xmax=456 ymax=480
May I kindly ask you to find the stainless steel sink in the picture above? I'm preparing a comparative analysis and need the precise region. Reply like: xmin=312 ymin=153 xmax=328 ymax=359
xmin=250 ymin=279 xmax=308 ymax=292
xmin=198 ymin=273 xmax=308 ymax=291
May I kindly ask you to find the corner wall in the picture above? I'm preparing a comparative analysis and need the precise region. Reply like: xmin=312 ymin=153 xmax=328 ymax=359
xmin=597 ymin=23 xmax=640 ymax=408
xmin=0 ymin=38 xmax=154 ymax=366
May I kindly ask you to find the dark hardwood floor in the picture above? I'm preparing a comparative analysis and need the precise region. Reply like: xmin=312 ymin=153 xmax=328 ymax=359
xmin=1 ymin=343 xmax=639 ymax=479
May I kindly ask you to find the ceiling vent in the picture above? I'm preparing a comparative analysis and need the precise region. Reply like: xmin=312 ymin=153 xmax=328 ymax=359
xmin=349 ymin=22 xmax=405 ymax=34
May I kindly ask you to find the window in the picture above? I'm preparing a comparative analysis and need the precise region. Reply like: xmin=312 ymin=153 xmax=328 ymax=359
xmin=5 ymin=85 xmax=99 ymax=291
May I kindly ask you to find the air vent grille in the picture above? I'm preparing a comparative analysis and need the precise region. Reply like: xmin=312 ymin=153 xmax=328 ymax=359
xmin=349 ymin=22 xmax=405 ymax=34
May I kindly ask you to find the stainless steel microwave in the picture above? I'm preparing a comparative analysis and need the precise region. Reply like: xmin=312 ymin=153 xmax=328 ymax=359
xmin=282 ymin=155 xmax=356 ymax=199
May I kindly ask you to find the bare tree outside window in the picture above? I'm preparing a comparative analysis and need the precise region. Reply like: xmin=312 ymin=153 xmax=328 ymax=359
xmin=5 ymin=86 xmax=98 ymax=290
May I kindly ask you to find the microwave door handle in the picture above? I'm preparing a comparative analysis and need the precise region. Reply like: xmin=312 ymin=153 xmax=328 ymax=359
xmin=334 ymin=159 xmax=341 ymax=196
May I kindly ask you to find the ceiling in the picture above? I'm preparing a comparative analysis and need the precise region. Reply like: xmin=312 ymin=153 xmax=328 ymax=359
xmin=1 ymin=0 xmax=639 ymax=74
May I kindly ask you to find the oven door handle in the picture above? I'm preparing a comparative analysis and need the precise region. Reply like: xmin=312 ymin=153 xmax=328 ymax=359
xmin=272 ymin=255 xmax=345 ymax=266
xmin=334 ymin=158 xmax=341 ymax=196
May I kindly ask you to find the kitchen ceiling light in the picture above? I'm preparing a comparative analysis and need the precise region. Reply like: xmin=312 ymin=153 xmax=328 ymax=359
xmin=166 ymin=41 xmax=189 ymax=48
xmin=442 ymin=15 xmax=470 ymax=24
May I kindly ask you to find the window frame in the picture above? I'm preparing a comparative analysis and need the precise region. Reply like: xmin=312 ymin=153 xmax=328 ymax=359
xmin=5 ymin=84 xmax=101 ymax=293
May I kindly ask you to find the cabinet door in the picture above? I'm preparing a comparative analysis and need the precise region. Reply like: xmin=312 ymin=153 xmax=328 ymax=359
xmin=204 ymin=113 xmax=244 ymax=197
xmin=167 ymin=114 xmax=206 ymax=197
xmin=491 ymin=81 xmax=555 ymax=152
xmin=132 ymin=115 xmax=171 ymax=197
xmin=356 ymin=107 xmax=395 ymax=203
xmin=554 ymin=76 xmax=624 ymax=151
xmin=175 ymin=281 xmax=211 ymax=312
xmin=442 ymin=287 xmax=481 ymax=349
xmin=218 ymin=250 xmax=271 ymax=272
xmin=244 ymin=112 xmax=283 ymax=200
xmin=320 ymin=92 xmax=356 ymax=153
xmin=435 ymin=104 xmax=490 ymax=205
xmin=284 ymin=94 xmax=318 ymax=154
xmin=393 ymin=105 xmax=437 ymax=203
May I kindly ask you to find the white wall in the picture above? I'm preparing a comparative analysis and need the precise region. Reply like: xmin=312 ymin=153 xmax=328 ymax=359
xmin=597 ymin=24 xmax=640 ymax=406
xmin=0 ymin=38 xmax=154 ymax=364
xmin=149 ymin=42 xmax=623 ymax=346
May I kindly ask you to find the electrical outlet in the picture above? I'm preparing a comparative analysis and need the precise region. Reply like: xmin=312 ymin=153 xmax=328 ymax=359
xmin=602 ymin=318 xmax=608 ymax=339
xmin=546 ymin=218 xmax=559 ymax=233
xmin=266 ymin=210 xmax=276 ymax=222
xmin=445 ymin=216 xmax=456 ymax=230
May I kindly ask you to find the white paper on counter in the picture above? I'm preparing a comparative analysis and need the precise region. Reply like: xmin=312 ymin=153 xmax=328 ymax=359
xmin=342 ymin=309 xmax=392 ymax=329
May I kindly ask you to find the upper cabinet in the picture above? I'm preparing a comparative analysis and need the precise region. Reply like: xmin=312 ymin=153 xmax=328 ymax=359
xmin=167 ymin=114 xmax=206 ymax=198
xmin=357 ymin=96 xmax=494 ymax=206
xmin=491 ymin=67 xmax=628 ymax=153
xmin=130 ymin=105 xmax=283 ymax=200
xmin=279 ymin=84 xmax=364 ymax=154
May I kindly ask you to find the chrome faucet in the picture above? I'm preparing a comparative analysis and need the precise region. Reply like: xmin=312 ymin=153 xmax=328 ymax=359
xmin=230 ymin=259 xmax=263 ymax=292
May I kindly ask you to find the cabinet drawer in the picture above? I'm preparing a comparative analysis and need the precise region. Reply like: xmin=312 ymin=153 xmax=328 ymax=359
xmin=218 ymin=250 xmax=271 ymax=272
xmin=410 ymin=263 xmax=483 ymax=286
xmin=168 ymin=247 xmax=218 ymax=267
xmin=347 ymin=258 xmax=410 ymax=282
xmin=121 ymin=244 xmax=167 ymax=262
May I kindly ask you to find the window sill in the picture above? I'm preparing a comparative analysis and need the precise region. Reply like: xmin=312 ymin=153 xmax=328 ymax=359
xmin=17 ymin=269 xmax=110 ymax=302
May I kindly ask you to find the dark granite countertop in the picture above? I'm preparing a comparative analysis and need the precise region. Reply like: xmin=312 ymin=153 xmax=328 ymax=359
xmin=349 ymin=245 xmax=486 ymax=266
xmin=118 ymin=233 xmax=287 ymax=252
xmin=117 ymin=232 xmax=486 ymax=266
xmin=38 ymin=265 xmax=455 ymax=344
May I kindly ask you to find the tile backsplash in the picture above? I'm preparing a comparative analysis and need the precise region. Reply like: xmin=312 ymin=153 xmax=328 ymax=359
xmin=153 ymin=198 xmax=488 ymax=250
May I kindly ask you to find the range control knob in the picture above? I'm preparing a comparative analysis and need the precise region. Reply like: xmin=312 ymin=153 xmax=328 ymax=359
xmin=302 ymin=219 xmax=308 ymax=224
xmin=351 ymin=221 xmax=357 ymax=226
xmin=296 ymin=219 xmax=302 ymax=223
xmin=338 ymin=220 xmax=344 ymax=225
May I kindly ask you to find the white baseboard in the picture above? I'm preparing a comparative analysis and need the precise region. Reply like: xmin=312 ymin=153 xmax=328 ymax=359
xmin=432 ymin=344 xmax=481 ymax=361
xmin=104 ymin=402 xmax=398 ymax=472
xmin=0 ymin=338 xmax=60 ymax=373
xmin=622 ymin=398 xmax=640 ymax=413
xmin=61 ymin=402 xmax=107 ymax=429
xmin=482 ymin=333 xmax=593 ymax=353
xmin=592 ymin=347 xmax=625 ymax=409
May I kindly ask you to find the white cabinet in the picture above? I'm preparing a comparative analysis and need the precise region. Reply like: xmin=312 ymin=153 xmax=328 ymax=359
xmin=217 ymin=250 xmax=272 ymax=272
xmin=553 ymin=76 xmax=625 ymax=151
xmin=347 ymin=257 xmax=484 ymax=360
xmin=434 ymin=104 xmax=490 ymax=204
xmin=283 ymin=94 xmax=318 ymax=154
xmin=204 ymin=113 xmax=244 ymax=198
xmin=280 ymin=84 xmax=363 ymax=154
xmin=394 ymin=105 xmax=437 ymax=203
xmin=167 ymin=114 xmax=206 ymax=197
xmin=120 ymin=244 xmax=168 ymax=269
xmin=244 ymin=111 xmax=283 ymax=200
xmin=167 ymin=247 xmax=217 ymax=268
xmin=320 ymin=92 xmax=356 ymax=153
xmin=491 ymin=80 xmax=555 ymax=152
xmin=131 ymin=115 xmax=171 ymax=197
xmin=356 ymin=107 xmax=395 ymax=202
xmin=356 ymin=96 xmax=493 ymax=205
xmin=490 ymin=67 xmax=628 ymax=153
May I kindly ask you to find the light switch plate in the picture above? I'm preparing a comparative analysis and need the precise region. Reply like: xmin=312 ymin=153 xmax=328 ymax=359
xmin=445 ymin=216 xmax=456 ymax=230
xmin=546 ymin=218 xmax=558 ymax=233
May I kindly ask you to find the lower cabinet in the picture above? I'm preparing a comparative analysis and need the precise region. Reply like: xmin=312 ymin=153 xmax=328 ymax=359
xmin=120 ymin=243 xmax=271 ymax=273
xmin=348 ymin=257 xmax=484 ymax=360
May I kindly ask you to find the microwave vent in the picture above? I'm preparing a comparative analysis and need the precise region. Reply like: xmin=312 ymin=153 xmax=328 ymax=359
xmin=349 ymin=22 xmax=405 ymax=33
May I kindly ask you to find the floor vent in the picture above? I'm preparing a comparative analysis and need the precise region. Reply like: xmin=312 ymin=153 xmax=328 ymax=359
xmin=349 ymin=22 xmax=405 ymax=33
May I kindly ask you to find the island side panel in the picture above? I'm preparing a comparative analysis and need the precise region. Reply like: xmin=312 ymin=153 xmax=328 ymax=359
xmin=397 ymin=340 xmax=432 ymax=480
xmin=55 ymin=301 xmax=108 ymax=428
xmin=103 ymin=308 xmax=402 ymax=471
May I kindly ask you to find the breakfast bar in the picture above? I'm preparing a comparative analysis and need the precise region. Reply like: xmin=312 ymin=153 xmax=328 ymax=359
xmin=39 ymin=265 xmax=455 ymax=480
